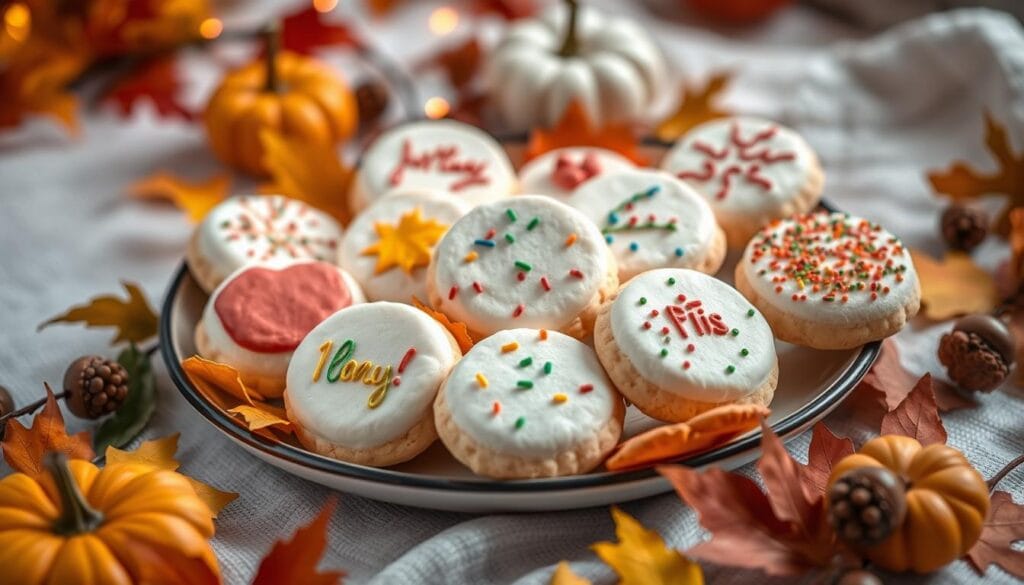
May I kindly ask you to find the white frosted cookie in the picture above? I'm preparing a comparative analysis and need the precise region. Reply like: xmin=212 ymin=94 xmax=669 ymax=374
xmin=339 ymin=189 xmax=470 ymax=303
xmin=567 ymin=169 xmax=726 ymax=282
xmin=518 ymin=147 xmax=634 ymax=198
xmin=435 ymin=328 xmax=625 ymax=478
xmin=284 ymin=302 xmax=461 ymax=467
xmin=427 ymin=196 xmax=618 ymax=339
xmin=594 ymin=268 xmax=778 ymax=422
xmin=349 ymin=119 xmax=517 ymax=213
xmin=195 ymin=261 xmax=365 ymax=397
xmin=736 ymin=212 xmax=921 ymax=349
xmin=186 ymin=194 xmax=343 ymax=293
xmin=660 ymin=117 xmax=824 ymax=248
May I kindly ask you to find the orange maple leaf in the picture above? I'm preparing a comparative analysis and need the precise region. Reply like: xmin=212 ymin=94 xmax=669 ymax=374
xmin=2 ymin=384 xmax=94 ymax=477
xmin=128 ymin=172 xmax=230 ymax=223
xmin=0 ymin=37 xmax=86 ymax=135
xmin=252 ymin=498 xmax=344 ymax=585
xmin=181 ymin=356 xmax=294 ymax=439
xmin=910 ymin=249 xmax=997 ymax=320
xmin=928 ymin=111 xmax=1024 ymax=236
xmin=412 ymin=296 xmax=474 ymax=353
xmin=260 ymin=129 xmax=352 ymax=225
xmin=38 ymin=281 xmax=158 ymax=345
xmin=526 ymin=101 xmax=647 ymax=165
xmin=655 ymin=72 xmax=733 ymax=142
xmin=591 ymin=507 xmax=705 ymax=584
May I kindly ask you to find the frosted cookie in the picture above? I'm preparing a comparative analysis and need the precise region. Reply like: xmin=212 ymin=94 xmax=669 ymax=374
xmin=427 ymin=196 xmax=618 ymax=339
xmin=594 ymin=268 xmax=778 ymax=422
xmin=349 ymin=119 xmax=517 ymax=213
xmin=567 ymin=169 xmax=726 ymax=282
xmin=186 ymin=194 xmax=343 ymax=293
xmin=660 ymin=117 xmax=824 ymax=248
xmin=735 ymin=212 xmax=920 ymax=349
xmin=195 ymin=261 xmax=365 ymax=397
xmin=518 ymin=147 xmax=634 ymax=198
xmin=339 ymin=189 xmax=470 ymax=303
xmin=284 ymin=302 xmax=461 ymax=467
xmin=435 ymin=328 xmax=625 ymax=478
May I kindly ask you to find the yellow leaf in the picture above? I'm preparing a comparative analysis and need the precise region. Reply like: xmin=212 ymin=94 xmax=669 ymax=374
xmin=128 ymin=171 xmax=230 ymax=222
xmin=592 ymin=507 xmax=704 ymax=585
xmin=260 ymin=129 xmax=352 ymax=225
xmin=361 ymin=207 xmax=448 ymax=275
xmin=550 ymin=561 xmax=591 ymax=585
xmin=910 ymin=249 xmax=997 ymax=321
xmin=38 ymin=281 xmax=158 ymax=345
xmin=0 ymin=37 xmax=87 ymax=135
xmin=228 ymin=404 xmax=293 ymax=433
xmin=655 ymin=72 xmax=733 ymax=142
xmin=181 ymin=355 xmax=266 ymax=404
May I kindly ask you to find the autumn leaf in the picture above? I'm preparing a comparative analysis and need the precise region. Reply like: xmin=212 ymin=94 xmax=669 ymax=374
xmin=0 ymin=37 xmax=86 ymax=135
xmin=93 ymin=344 xmax=157 ymax=453
xmin=799 ymin=423 xmax=854 ymax=497
xmin=856 ymin=339 xmax=971 ymax=414
xmin=655 ymin=72 xmax=733 ymax=142
xmin=2 ymin=384 xmax=94 ymax=477
xmin=473 ymin=0 xmax=538 ymax=18
xmin=1010 ymin=207 xmax=1024 ymax=290
xmin=39 ymin=281 xmax=158 ymax=345
xmin=104 ymin=57 xmax=192 ymax=120
xmin=527 ymin=101 xmax=648 ymax=165
xmin=128 ymin=171 xmax=230 ymax=222
xmin=417 ymin=38 xmax=481 ymax=90
xmin=181 ymin=355 xmax=266 ymax=405
xmin=756 ymin=420 xmax=825 ymax=534
xmin=281 ymin=6 xmax=362 ymax=55
xmin=411 ymin=296 xmax=474 ymax=352
xmin=928 ymin=111 xmax=1024 ymax=236
xmin=966 ymin=491 xmax=1024 ymax=579
xmin=260 ymin=129 xmax=352 ymax=225
xmin=910 ymin=249 xmax=997 ymax=320
xmin=591 ymin=507 xmax=704 ymax=585
xmin=252 ymin=498 xmax=344 ymax=585
xmin=367 ymin=0 xmax=401 ymax=16
xmin=228 ymin=404 xmax=293 ymax=435
xmin=549 ymin=561 xmax=591 ymax=585
xmin=880 ymin=373 xmax=948 ymax=445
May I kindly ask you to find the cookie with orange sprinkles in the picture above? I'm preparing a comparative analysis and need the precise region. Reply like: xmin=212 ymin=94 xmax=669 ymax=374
xmin=735 ymin=211 xmax=920 ymax=349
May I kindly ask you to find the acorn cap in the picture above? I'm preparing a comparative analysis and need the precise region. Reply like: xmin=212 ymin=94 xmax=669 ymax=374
xmin=953 ymin=314 xmax=1015 ymax=366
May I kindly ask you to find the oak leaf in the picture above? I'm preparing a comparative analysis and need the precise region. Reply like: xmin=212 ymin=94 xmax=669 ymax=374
xmin=260 ymin=129 xmax=352 ymax=225
xmin=527 ymin=101 xmax=648 ymax=165
xmin=928 ymin=111 xmax=1024 ymax=236
xmin=281 ymin=6 xmax=362 ymax=55
xmin=910 ymin=249 xmax=997 ymax=320
xmin=799 ymin=422 xmax=854 ymax=497
xmin=252 ymin=498 xmax=344 ymax=585
xmin=966 ymin=491 xmax=1024 ymax=579
xmin=2 ymin=384 xmax=94 ymax=477
xmin=549 ymin=561 xmax=591 ymax=585
xmin=591 ymin=507 xmax=704 ymax=585
xmin=38 ymin=281 xmax=158 ymax=345
xmin=104 ymin=57 xmax=193 ymax=120
xmin=412 ymin=296 xmax=474 ymax=352
xmin=880 ymin=373 xmax=948 ymax=446
xmin=655 ymin=72 xmax=733 ymax=142
xmin=128 ymin=171 xmax=230 ymax=222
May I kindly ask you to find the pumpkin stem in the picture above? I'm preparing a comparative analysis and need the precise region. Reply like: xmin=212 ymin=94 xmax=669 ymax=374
xmin=45 ymin=452 xmax=104 ymax=536
xmin=557 ymin=0 xmax=580 ymax=57
xmin=988 ymin=452 xmax=1024 ymax=492
xmin=264 ymin=21 xmax=282 ymax=93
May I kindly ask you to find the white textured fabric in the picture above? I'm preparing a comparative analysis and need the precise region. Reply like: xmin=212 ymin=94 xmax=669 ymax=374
xmin=1 ymin=2 xmax=1023 ymax=584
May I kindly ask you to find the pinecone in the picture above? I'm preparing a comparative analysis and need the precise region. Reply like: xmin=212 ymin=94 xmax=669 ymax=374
xmin=941 ymin=204 xmax=988 ymax=252
xmin=828 ymin=466 xmax=907 ymax=547
xmin=938 ymin=314 xmax=1015 ymax=392
xmin=63 ymin=356 xmax=129 ymax=419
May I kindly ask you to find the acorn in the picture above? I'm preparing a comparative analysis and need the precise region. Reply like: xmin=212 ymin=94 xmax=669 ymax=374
xmin=63 ymin=356 xmax=129 ymax=419
xmin=938 ymin=314 xmax=1015 ymax=392
xmin=827 ymin=466 xmax=907 ymax=548
xmin=940 ymin=204 xmax=988 ymax=252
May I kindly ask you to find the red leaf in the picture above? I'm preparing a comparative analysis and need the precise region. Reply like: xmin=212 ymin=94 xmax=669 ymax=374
xmin=251 ymin=498 xmax=344 ymax=585
xmin=417 ymin=38 xmax=481 ymax=90
xmin=104 ymin=57 xmax=192 ymax=120
xmin=880 ymin=373 xmax=948 ymax=445
xmin=2 ymin=384 xmax=94 ymax=477
xmin=967 ymin=491 xmax=1024 ymax=578
xmin=756 ymin=420 xmax=827 ymax=537
xmin=281 ymin=7 xmax=363 ymax=55
xmin=799 ymin=423 xmax=855 ymax=496
xmin=472 ymin=0 xmax=538 ymax=19
xmin=857 ymin=339 xmax=916 ymax=411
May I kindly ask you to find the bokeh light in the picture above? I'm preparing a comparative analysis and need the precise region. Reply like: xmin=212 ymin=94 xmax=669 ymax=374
xmin=199 ymin=18 xmax=223 ymax=40
xmin=313 ymin=0 xmax=338 ymax=13
xmin=428 ymin=6 xmax=459 ymax=36
xmin=424 ymin=97 xmax=451 ymax=119
xmin=4 ymin=3 xmax=30 ymax=43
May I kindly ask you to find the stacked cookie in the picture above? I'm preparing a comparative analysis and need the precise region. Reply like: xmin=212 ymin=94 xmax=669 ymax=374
xmin=188 ymin=117 xmax=919 ymax=480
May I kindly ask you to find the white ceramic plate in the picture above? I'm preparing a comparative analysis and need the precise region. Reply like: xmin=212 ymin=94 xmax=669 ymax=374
xmin=160 ymin=141 xmax=878 ymax=513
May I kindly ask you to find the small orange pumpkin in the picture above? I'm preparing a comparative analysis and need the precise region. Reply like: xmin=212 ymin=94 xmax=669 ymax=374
xmin=0 ymin=454 xmax=220 ymax=585
xmin=828 ymin=435 xmax=990 ymax=573
xmin=204 ymin=28 xmax=357 ymax=176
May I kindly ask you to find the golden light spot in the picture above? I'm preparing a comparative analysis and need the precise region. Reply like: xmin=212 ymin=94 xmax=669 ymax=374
xmin=4 ymin=3 xmax=30 ymax=42
xmin=424 ymin=96 xmax=450 ymax=119
xmin=428 ymin=6 xmax=459 ymax=36
xmin=199 ymin=17 xmax=223 ymax=40
xmin=313 ymin=0 xmax=338 ymax=13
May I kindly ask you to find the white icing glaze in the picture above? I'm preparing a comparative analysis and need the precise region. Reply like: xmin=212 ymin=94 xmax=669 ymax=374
xmin=660 ymin=117 xmax=819 ymax=218
xmin=196 ymin=194 xmax=343 ymax=281
xmin=739 ymin=212 xmax=919 ymax=324
xmin=444 ymin=328 xmax=619 ymax=458
xmin=609 ymin=268 xmax=776 ymax=402
xmin=339 ymin=189 xmax=470 ymax=304
xmin=517 ymin=147 xmax=634 ymax=199
xmin=567 ymin=169 xmax=719 ymax=281
xmin=351 ymin=119 xmax=517 ymax=212
xmin=431 ymin=196 xmax=610 ymax=336
xmin=285 ymin=302 xmax=458 ymax=450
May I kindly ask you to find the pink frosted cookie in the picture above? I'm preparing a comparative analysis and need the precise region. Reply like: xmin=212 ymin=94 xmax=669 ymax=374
xmin=427 ymin=196 xmax=618 ymax=340
xmin=434 ymin=328 xmax=625 ymax=478
xmin=349 ymin=119 xmax=517 ymax=213
xmin=594 ymin=268 xmax=778 ymax=422
xmin=517 ymin=147 xmax=634 ymax=198
xmin=660 ymin=117 xmax=824 ymax=248
xmin=195 ymin=261 xmax=365 ymax=397
xmin=567 ymin=169 xmax=726 ymax=282
xmin=186 ymin=194 xmax=343 ymax=293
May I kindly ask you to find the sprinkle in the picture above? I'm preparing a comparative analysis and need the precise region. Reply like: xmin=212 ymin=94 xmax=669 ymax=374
xmin=579 ymin=384 xmax=594 ymax=394
xmin=515 ymin=416 xmax=526 ymax=429
xmin=392 ymin=377 xmax=401 ymax=386
xmin=552 ymin=393 xmax=568 ymax=404
xmin=629 ymin=242 xmax=639 ymax=252
xmin=517 ymin=380 xmax=533 ymax=389
xmin=513 ymin=304 xmax=525 ymax=318
xmin=514 ymin=260 xmax=533 ymax=272
xmin=492 ymin=401 xmax=501 ymax=415
xmin=539 ymin=329 xmax=548 ymax=340
xmin=540 ymin=276 xmax=552 ymax=291
xmin=543 ymin=361 xmax=553 ymax=374
xmin=565 ymin=233 xmax=577 ymax=247
xmin=569 ymin=269 xmax=585 ymax=279
xmin=518 ymin=357 xmax=533 ymax=367
xmin=501 ymin=341 xmax=519 ymax=353
xmin=605 ymin=234 xmax=615 ymax=244
xmin=643 ymin=321 xmax=652 ymax=329
xmin=730 ymin=328 xmax=739 ymax=336
xmin=527 ymin=217 xmax=540 ymax=230
xmin=659 ymin=348 xmax=668 ymax=357
xmin=674 ymin=247 xmax=684 ymax=257
xmin=639 ymin=297 xmax=648 ymax=305
xmin=740 ymin=348 xmax=749 ymax=357
xmin=666 ymin=277 xmax=676 ymax=285
xmin=677 ymin=294 xmax=687 ymax=302
xmin=475 ymin=372 xmax=489 ymax=388
xmin=747 ymin=309 xmax=755 ymax=317
xmin=726 ymin=365 xmax=736 ymax=374
xmin=485 ymin=228 xmax=496 ymax=240
xmin=464 ymin=251 xmax=479 ymax=263
xmin=506 ymin=208 xmax=518 ymax=222
xmin=448 ymin=285 xmax=459 ymax=300
xmin=474 ymin=239 xmax=495 ymax=247
xmin=517 ymin=272 xmax=526 ymax=282
xmin=505 ymin=233 xmax=516 ymax=244
xmin=687 ymin=344 xmax=695 ymax=352
xmin=398 ymin=348 xmax=417 ymax=373
xmin=473 ymin=281 xmax=484 ymax=293
xmin=683 ymin=361 xmax=691 ymax=369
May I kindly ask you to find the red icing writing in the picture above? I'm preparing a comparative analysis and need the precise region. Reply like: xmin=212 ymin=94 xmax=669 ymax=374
xmin=214 ymin=263 xmax=351 ymax=353
xmin=676 ymin=123 xmax=796 ymax=200
xmin=389 ymin=139 xmax=490 ymax=192
xmin=552 ymin=151 xmax=601 ymax=190
xmin=663 ymin=300 xmax=728 ymax=339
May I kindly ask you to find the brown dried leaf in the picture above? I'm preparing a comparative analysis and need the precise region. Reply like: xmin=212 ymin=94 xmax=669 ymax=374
xmin=910 ymin=249 xmax=997 ymax=321
xmin=966 ymin=491 xmax=1024 ymax=579
xmin=879 ymin=373 xmax=948 ymax=445
xmin=799 ymin=423 xmax=855 ymax=496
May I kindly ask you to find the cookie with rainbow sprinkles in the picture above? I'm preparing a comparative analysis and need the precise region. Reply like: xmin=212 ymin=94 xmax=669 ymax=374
xmin=735 ymin=211 xmax=920 ymax=350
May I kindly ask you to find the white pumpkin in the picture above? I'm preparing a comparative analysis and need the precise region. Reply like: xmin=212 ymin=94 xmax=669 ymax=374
xmin=486 ymin=1 xmax=667 ymax=132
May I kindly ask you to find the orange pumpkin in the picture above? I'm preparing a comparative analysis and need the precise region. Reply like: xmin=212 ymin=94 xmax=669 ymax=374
xmin=203 ymin=30 xmax=357 ymax=177
xmin=828 ymin=435 xmax=990 ymax=573
xmin=0 ymin=454 xmax=220 ymax=585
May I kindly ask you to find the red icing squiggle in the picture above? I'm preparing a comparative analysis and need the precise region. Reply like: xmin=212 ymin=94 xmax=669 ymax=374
xmin=675 ymin=122 xmax=797 ymax=200
xmin=389 ymin=139 xmax=490 ymax=192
